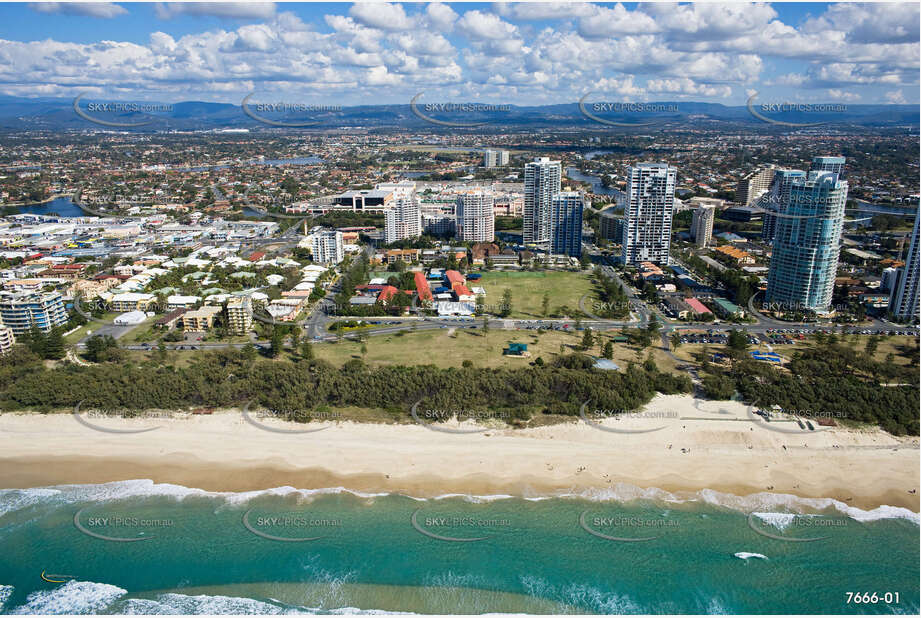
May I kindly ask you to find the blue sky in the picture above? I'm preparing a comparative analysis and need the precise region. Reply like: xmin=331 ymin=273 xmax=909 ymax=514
xmin=0 ymin=2 xmax=916 ymax=105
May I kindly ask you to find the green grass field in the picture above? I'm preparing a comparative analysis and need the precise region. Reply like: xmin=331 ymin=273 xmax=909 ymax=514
xmin=474 ymin=271 xmax=595 ymax=318
xmin=310 ymin=326 xmax=677 ymax=372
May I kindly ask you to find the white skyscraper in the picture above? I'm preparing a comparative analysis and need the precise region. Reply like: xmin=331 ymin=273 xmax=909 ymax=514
xmin=456 ymin=190 xmax=495 ymax=242
xmin=385 ymin=193 xmax=422 ymax=244
xmin=311 ymin=229 xmax=344 ymax=265
xmin=691 ymin=204 xmax=715 ymax=248
xmin=890 ymin=209 xmax=919 ymax=322
xmin=736 ymin=166 xmax=775 ymax=206
xmin=523 ymin=157 xmax=561 ymax=247
xmin=621 ymin=163 xmax=677 ymax=265
xmin=483 ymin=150 xmax=509 ymax=167
xmin=881 ymin=267 xmax=900 ymax=292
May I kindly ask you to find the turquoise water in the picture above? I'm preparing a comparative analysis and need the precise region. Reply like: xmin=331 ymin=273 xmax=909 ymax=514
xmin=0 ymin=481 xmax=917 ymax=614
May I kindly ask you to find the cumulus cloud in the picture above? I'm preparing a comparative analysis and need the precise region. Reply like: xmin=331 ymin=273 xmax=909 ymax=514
xmin=325 ymin=15 xmax=384 ymax=53
xmin=827 ymin=89 xmax=861 ymax=102
xmin=579 ymin=4 xmax=658 ymax=38
xmin=646 ymin=77 xmax=732 ymax=99
xmin=29 ymin=2 xmax=127 ymax=18
xmin=641 ymin=2 xmax=778 ymax=40
xmin=426 ymin=3 xmax=458 ymax=32
xmin=885 ymin=89 xmax=907 ymax=104
xmin=390 ymin=31 xmax=454 ymax=57
xmin=227 ymin=24 xmax=277 ymax=52
xmin=803 ymin=3 xmax=920 ymax=44
xmin=364 ymin=65 xmax=402 ymax=86
xmin=495 ymin=2 xmax=596 ymax=21
xmin=2 ymin=2 xmax=917 ymax=105
xmin=349 ymin=2 xmax=415 ymax=31
xmin=456 ymin=10 xmax=519 ymax=40
xmin=591 ymin=76 xmax=647 ymax=100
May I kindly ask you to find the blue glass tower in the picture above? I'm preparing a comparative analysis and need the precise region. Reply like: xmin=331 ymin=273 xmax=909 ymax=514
xmin=766 ymin=168 xmax=848 ymax=312
xmin=550 ymin=191 xmax=584 ymax=257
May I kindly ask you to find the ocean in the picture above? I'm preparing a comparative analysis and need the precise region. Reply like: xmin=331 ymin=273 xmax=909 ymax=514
xmin=0 ymin=481 xmax=917 ymax=614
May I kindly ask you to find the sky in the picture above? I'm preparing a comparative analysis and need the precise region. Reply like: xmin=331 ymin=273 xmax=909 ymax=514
xmin=0 ymin=2 xmax=916 ymax=106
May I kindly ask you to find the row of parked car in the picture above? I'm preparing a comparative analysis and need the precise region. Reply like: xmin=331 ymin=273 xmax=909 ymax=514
xmin=680 ymin=333 xmax=729 ymax=345
xmin=845 ymin=328 xmax=915 ymax=336
xmin=764 ymin=333 xmax=801 ymax=345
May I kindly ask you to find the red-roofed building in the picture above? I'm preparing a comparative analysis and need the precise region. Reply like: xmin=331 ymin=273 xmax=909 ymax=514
xmin=248 ymin=252 xmax=266 ymax=262
xmin=454 ymin=285 xmax=475 ymax=301
xmin=355 ymin=284 xmax=385 ymax=295
xmin=413 ymin=271 xmax=432 ymax=302
xmin=685 ymin=298 xmax=712 ymax=315
xmin=445 ymin=270 xmax=465 ymax=291
xmin=378 ymin=285 xmax=398 ymax=304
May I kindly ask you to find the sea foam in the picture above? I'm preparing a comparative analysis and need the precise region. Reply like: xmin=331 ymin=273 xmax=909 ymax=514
xmin=0 ymin=585 xmax=14 ymax=611
xmin=9 ymin=580 xmax=126 ymax=614
xmin=119 ymin=593 xmax=298 ymax=615
xmin=733 ymin=552 xmax=768 ymax=560
xmin=1 ymin=479 xmax=917 ymax=525
xmin=117 ymin=593 xmax=419 ymax=615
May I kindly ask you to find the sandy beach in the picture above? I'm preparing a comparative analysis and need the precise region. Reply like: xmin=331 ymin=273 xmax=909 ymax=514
xmin=0 ymin=394 xmax=917 ymax=511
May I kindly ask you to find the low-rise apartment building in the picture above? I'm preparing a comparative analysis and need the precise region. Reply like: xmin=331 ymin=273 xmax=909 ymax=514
xmin=226 ymin=297 xmax=253 ymax=334
xmin=182 ymin=305 xmax=222 ymax=332
xmin=167 ymin=295 xmax=201 ymax=310
xmin=109 ymin=292 xmax=157 ymax=312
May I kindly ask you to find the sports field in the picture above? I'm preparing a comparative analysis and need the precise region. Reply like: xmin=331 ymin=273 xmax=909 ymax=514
xmin=474 ymin=271 xmax=595 ymax=318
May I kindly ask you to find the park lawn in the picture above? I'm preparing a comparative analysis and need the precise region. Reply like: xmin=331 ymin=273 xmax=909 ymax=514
xmin=670 ymin=342 xmax=782 ymax=366
xmin=312 ymin=325 xmax=678 ymax=372
xmin=670 ymin=335 xmax=921 ymax=368
xmin=474 ymin=270 xmax=596 ymax=319
xmin=199 ymin=334 xmax=254 ymax=345
xmin=126 ymin=316 xmax=166 ymax=343
xmin=869 ymin=335 xmax=919 ymax=365
xmin=797 ymin=334 xmax=919 ymax=366
xmin=671 ymin=343 xmax=731 ymax=365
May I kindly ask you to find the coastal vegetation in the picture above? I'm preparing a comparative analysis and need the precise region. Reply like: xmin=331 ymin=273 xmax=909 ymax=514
xmin=0 ymin=346 xmax=690 ymax=425
xmin=697 ymin=337 xmax=920 ymax=435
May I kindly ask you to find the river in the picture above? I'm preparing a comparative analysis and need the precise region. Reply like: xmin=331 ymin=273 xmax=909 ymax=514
xmin=13 ymin=196 xmax=84 ymax=217
xmin=565 ymin=166 xmax=624 ymax=204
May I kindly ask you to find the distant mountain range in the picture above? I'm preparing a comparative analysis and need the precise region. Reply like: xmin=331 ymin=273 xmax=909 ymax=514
xmin=0 ymin=95 xmax=916 ymax=132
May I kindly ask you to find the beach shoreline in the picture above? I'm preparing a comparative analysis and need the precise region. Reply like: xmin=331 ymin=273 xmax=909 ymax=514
xmin=1 ymin=394 xmax=917 ymax=511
